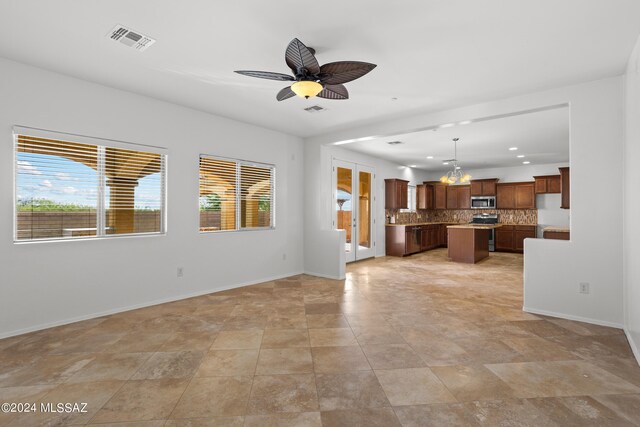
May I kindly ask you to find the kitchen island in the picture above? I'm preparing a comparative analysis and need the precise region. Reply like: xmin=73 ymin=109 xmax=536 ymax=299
xmin=447 ymin=224 xmax=502 ymax=263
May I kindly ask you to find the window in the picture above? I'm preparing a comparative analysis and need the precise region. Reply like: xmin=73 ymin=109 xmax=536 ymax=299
xmin=199 ymin=155 xmax=275 ymax=232
xmin=14 ymin=127 xmax=166 ymax=242
xmin=400 ymin=185 xmax=417 ymax=212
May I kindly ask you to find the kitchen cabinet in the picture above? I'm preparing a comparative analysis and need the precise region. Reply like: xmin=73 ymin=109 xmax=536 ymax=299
xmin=544 ymin=230 xmax=570 ymax=240
xmin=386 ymin=225 xmax=418 ymax=256
xmin=420 ymin=225 xmax=440 ymax=251
xmin=386 ymin=223 xmax=449 ymax=256
xmin=495 ymin=225 xmax=515 ymax=251
xmin=446 ymin=185 xmax=458 ymax=209
xmin=457 ymin=185 xmax=471 ymax=209
xmin=470 ymin=179 xmax=498 ymax=196
xmin=515 ymin=226 xmax=537 ymax=251
xmin=416 ymin=184 xmax=433 ymax=210
xmin=534 ymin=175 xmax=561 ymax=194
xmin=433 ymin=183 xmax=447 ymax=210
xmin=446 ymin=185 xmax=471 ymax=209
xmin=559 ymin=167 xmax=570 ymax=209
xmin=495 ymin=224 xmax=536 ymax=253
xmin=439 ymin=224 xmax=448 ymax=247
xmin=385 ymin=179 xmax=409 ymax=209
xmin=515 ymin=183 xmax=536 ymax=209
xmin=496 ymin=183 xmax=536 ymax=209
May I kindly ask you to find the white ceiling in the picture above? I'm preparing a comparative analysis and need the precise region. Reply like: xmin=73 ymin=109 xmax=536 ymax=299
xmin=340 ymin=106 xmax=570 ymax=171
xmin=0 ymin=1 xmax=638 ymax=138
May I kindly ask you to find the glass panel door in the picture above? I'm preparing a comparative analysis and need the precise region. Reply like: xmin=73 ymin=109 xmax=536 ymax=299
xmin=335 ymin=163 xmax=355 ymax=263
xmin=333 ymin=160 xmax=375 ymax=262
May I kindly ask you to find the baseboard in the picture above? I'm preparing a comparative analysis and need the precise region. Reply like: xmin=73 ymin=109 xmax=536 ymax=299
xmin=624 ymin=328 xmax=640 ymax=366
xmin=304 ymin=271 xmax=344 ymax=280
xmin=0 ymin=270 xmax=304 ymax=340
xmin=522 ymin=306 xmax=624 ymax=329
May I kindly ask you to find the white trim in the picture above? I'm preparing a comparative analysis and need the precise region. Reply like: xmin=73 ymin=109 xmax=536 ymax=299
xmin=523 ymin=306 xmax=624 ymax=329
xmin=0 ymin=270 xmax=303 ymax=340
xmin=624 ymin=329 xmax=640 ymax=366
xmin=304 ymin=270 xmax=345 ymax=281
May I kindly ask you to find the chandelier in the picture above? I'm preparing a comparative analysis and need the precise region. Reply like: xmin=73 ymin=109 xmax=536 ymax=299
xmin=440 ymin=138 xmax=471 ymax=184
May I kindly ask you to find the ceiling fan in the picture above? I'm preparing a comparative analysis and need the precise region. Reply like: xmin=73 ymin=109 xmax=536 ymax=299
xmin=235 ymin=38 xmax=376 ymax=101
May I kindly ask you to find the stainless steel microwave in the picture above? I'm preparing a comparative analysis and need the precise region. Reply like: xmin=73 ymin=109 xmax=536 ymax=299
xmin=470 ymin=196 xmax=496 ymax=209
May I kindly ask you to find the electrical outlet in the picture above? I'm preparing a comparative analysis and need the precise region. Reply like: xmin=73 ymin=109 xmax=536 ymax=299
xmin=579 ymin=282 xmax=590 ymax=294
xmin=177 ymin=267 xmax=184 ymax=278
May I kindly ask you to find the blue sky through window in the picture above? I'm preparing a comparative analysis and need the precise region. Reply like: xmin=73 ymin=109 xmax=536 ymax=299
xmin=17 ymin=152 xmax=161 ymax=209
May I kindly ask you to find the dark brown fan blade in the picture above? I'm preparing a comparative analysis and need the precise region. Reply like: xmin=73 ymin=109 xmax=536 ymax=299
xmin=276 ymin=86 xmax=296 ymax=101
xmin=318 ymin=61 xmax=377 ymax=85
xmin=235 ymin=70 xmax=294 ymax=81
xmin=285 ymin=38 xmax=320 ymax=74
xmin=317 ymin=84 xmax=349 ymax=100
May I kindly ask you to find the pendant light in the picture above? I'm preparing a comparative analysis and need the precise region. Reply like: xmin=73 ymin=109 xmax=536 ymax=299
xmin=440 ymin=138 xmax=471 ymax=184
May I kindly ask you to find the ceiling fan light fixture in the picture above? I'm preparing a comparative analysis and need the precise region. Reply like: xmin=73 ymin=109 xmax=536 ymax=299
xmin=291 ymin=81 xmax=323 ymax=99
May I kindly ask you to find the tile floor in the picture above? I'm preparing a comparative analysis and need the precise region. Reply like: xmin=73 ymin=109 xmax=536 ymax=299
xmin=1 ymin=249 xmax=640 ymax=426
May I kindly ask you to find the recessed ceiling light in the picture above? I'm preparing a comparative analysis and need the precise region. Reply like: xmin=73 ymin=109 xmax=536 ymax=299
xmin=509 ymin=147 xmax=518 ymax=151
xmin=458 ymin=120 xmax=472 ymax=125
xmin=440 ymin=123 xmax=455 ymax=128
xmin=443 ymin=162 xmax=449 ymax=165
xmin=517 ymin=155 xmax=525 ymax=158
xmin=426 ymin=156 xmax=434 ymax=159
xmin=409 ymin=165 xmax=417 ymax=168
xmin=522 ymin=161 xmax=531 ymax=164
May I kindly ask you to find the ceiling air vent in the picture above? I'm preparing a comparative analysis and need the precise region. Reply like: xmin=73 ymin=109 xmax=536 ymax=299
xmin=387 ymin=141 xmax=403 ymax=145
xmin=304 ymin=105 xmax=326 ymax=113
xmin=108 ymin=24 xmax=156 ymax=51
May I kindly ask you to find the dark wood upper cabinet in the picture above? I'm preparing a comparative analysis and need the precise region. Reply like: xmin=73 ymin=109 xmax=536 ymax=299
xmin=446 ymin=185 xmax=458 ymax=209
xmin=470 ymin=179 xmax=498 ymax=196
xmin=445 ymin=185 xmax=471 ymax=209
xmin=515 ymin=183 xmax=536 ymax=209
xmin=497 ymin=182 xmax=535 ymax=209
xmin=534 ymin=175 xmax=561 ymax=194
xmin=457 ymin=185 xmax=471 ymax=209
xmin=433 ymin=183 xmax=447 ymax=210
xmin=384 ymin=179 xmax=409 ymax=209
xmin=416 ymin=184 xmax=433 ymax=210
xmin=470 ymin=181 xmax=482 ymax=196
xmin=496 ymin=184 xmax=516 ymax=209
xmin=559 ymin=167 xmax=570 ymax=209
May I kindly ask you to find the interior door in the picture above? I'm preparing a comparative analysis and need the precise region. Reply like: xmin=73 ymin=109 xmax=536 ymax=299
xmin=333 ymin=160 xmax=375 ymax=262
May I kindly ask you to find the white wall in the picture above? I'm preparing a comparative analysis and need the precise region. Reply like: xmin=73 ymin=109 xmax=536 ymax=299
xmin=0 ymin=58 xmax=304 ymax=338
xmin=624 ymin=35 xmax=640 ymax=359
xmin=307 ymin=77 xmax=624 ymax=328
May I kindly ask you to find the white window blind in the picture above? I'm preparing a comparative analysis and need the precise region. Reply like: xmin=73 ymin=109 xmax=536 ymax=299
xmin=199 ymin=155 xmax=275 ymax=232
xmin=14 ymin=127 xmax=167 ymax=242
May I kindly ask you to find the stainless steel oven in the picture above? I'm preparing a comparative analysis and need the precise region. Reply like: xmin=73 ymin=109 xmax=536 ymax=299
xmin=471 ymin=196 xmax=496 ymax=209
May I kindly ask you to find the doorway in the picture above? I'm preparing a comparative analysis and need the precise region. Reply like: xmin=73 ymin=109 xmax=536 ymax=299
xmin=333 ymin=159 xmax=375 ymax=262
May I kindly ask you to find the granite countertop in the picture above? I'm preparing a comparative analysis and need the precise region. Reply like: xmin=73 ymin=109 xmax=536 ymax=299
xmin=386 ymin=222 xmax=536 ymax=227
xmin=447 ymin=224 xmax=503 ymax=230
xmin=543 ymin=226 xmax=570 ymax=233
xmin=385 ymin=222 xmax=463 ymax=226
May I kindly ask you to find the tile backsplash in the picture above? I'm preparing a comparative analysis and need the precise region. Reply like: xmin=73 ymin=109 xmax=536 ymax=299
xmin=389 ymin=209 xmax=538 ymax=225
